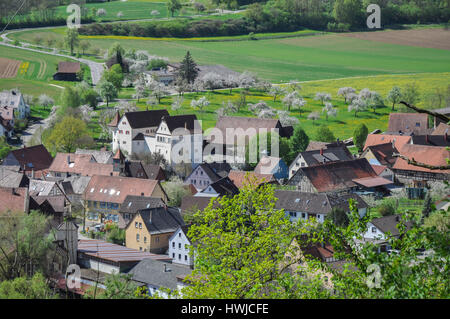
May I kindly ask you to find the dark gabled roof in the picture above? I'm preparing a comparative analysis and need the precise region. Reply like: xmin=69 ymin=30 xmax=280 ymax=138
xmin=206 ymin=162 xmax=232 ymax=177
xmin=291 ymin=146 xmax=352 ymax=168
xmin=141 ymin=164 xmax=165 ymax=180
xmin=292 ymin=158 xmax=378 ymax=193
xmin=186 ymin=163 xmax=222 ymax=184
xmin=56 ymin=62 xmax=81 ymax=74
xmin=128 ymin=258 xmax=192 ymax=290
xmin=411 ymin=135 xmax=450 ymax=147
xmin=124 ymin=110 xmax=169 ymax=129
xmin=202 ymin=177 xmax=239 ymax=196
xmin=326 ymin=193 xmax=368 ymax=210
xmin=162 ymin=115 xmax=199 ymax=134
xmin=180 ymin=195 xmax=218 ymax=215
xmin=370 ymin=214 xmax=414 ymax=236
xmin=120 ymin=195 xmax=165 ymax=214
xmin=275 ymin=190 xmax=331 ymax=214
xmin=274 ymin=190 xmax=367 ymax=215
xmin=9 ymin=145 xmax=53 ymax=171
xmin=364 ymin=143 xmax=398 ymax=167
xmin=138 ymin=207 xmax=185 ymax=235
xmin=31 ymin=195 xmax=66 ymax=213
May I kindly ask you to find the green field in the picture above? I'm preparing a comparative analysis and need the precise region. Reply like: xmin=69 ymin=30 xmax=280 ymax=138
xmin=0 ymin=45 xmax=77 ymax=99
xmin=10 ymin=28 xmax=450 ymax=83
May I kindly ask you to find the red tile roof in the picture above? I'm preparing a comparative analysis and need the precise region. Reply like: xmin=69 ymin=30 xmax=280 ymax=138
xmin=84 ymin=175 xmax=163 ymax=204
xmin=49 ymin=153 xmax=117 ymax=177
xmin=9 ymin=145 xmax=53 ymax=172
xmin=0 ymin=187 xmax=28 ymax=212
xmin=371 ymin=164 xmax=388 ymax=176
xmin=393 ymin=144 xmax=450 ymax=174
xmin=364 ymin=134 xmax=411 ymax=151
xmin=298 ymin=158 xmax=378 ymax=192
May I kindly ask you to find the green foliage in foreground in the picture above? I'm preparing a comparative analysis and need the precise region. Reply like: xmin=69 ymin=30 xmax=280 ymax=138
xmin=178 ymin=179 xmax=449 ymax=299
xmin=0 ymin=272 xmax=56 ymax=299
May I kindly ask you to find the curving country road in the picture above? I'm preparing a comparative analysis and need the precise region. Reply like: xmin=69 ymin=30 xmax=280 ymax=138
xmin=0 ymin=28 xmax=105 ymax=85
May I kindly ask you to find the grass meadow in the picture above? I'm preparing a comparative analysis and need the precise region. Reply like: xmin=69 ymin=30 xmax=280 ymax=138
xmin=10 ymin=29 xmax=450 ymax=83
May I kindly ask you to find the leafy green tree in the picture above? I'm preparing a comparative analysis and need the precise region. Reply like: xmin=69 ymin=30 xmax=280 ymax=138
xmin=163 ymin=176 xmax=191 ymax=207
xmin=315 ymin=126 xmax=335 ymax=143
xmin=81 ymin=89 xmax=100 ymax=110
xmin=289 ymin=125 xmax=310 ymax=161
xmin=106 ymin=224 xmax=125 ymax=245
xmin=44 ymin=116 xmax=93 ymax=153
xmin=60 ymin=86 xmax=81 ymax=108
xmin=182 ymin=181 xmax=301 ymax=298
xmin=177 ymin=51 xmax=199 ymax=84
xmin=64 ymin=28 xmax=79 ymax=55
xmin=97 ymin=80 xmax=118 ymax=107
xmin=0 ymin=272 xmax=56 ymax=299
xmin=421 ymin=192 xmax=434 ymax=220
xmin=85 ymin=273 xmax=143 ymax=299
xmin=326 ymin=207 xmax=350 ymax=227
xmin=167 ymin=0 xmax=182 ymax=17
xmin=0 ymin=136 xmax=12 ymax=160
xmin=402 ymin=82 xmax=421 ymax=107
xmin=103 ymin=64 xmax=124 ymax=90
xmin=0 ymin=211 xmax=53 ymax=280
xmin=353 ymin=123 xmax=368 ymax=153
xmin=333 ymin=0 xmax=364 ymax=28
xmin=387 ymin=86 xmax=402 ymax=111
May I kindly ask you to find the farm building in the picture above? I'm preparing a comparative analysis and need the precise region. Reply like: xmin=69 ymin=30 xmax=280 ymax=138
xmin=53 ymin=61 xmax=81 ymax=81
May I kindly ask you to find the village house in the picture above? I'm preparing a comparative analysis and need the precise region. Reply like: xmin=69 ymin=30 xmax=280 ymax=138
xmin=205 ymin=116 xmax=293 ymax=163
xmin=1 ymin=145 xmax=53 ymax=178
xmin=370 ymin=164 xmax=395 ymax=182
xmin=53 ymin=61 xmax=81 ymax=81
xmin=363 ymin=134 xmax=411 ymax=152
xmin=288 ymin=158 xmax=393 ymax=196
xmin=274 ymin=190 xmax=368 ymax=223
xmin=47 ymin=153 xmax=117 ymax=178
xmin=125 ymin=206 xmax=185 ymax=253
xmin=147 ymin=114 xmax=203 ymax=166
xmin=169 ymin=225 xmax=194 ymax=267
xmin=289 ymin=145 xmax=353 ymax=179
xmin=83 ymin=175 xmax=169 ymax=224
xmin=29 ymin=179 xmax=66 ymax=197
xmin=361 ymin=142 xmax=398 ymax=168
xmin=118 ymin=195 xmax=166 ymax=229
xmin=254 ymin=156 xmax=289 ymax=180
xmin=392 ymin=144 xmax=450 ymax=186
xmin=361 ymin=214 xmax=414 ymax=253
xmin=0 ymin=89 xmax=30 ymax=119
xmin=184 ymin=162 xmax=225 ymax=191
xmin=128 ymin=258 xmax=192 ymax=298
xmin=386 ymin=113 xmax=431 ymax=135
xmin=194 ymin=176 xmax=239 ymax=198
xmin=144 ymin=67 xmax=176 ymax=86
xmin=109 ymin=109 xmax=169 ymax=156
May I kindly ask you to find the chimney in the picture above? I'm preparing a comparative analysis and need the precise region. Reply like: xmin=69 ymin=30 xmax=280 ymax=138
xmin=445 ymin=131 xmax=448 ymax=142
xmin=320 ymin=148 xmax=323 ymax=156
xmin=67 ymin=155 xmax=70 ymax=164
xmin=11 ymin=188 xmax=16 ymax=195
xmin=31 ymin=169 xmax=34 ymax=179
